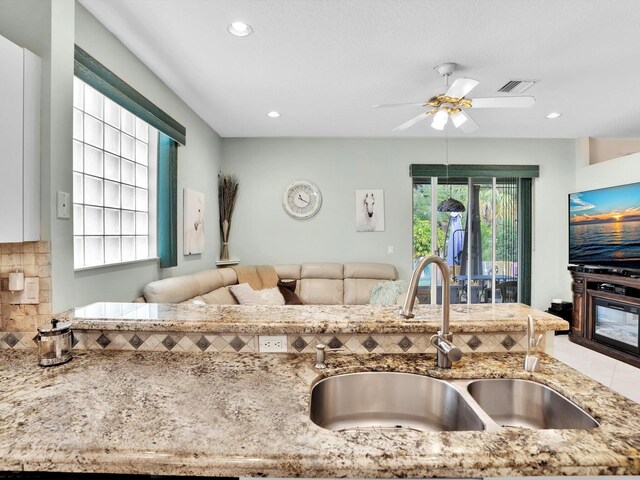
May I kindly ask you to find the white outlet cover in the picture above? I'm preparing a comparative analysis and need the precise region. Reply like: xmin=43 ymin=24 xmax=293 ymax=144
xmin=258 ymin=335 xmax=288 ymax=353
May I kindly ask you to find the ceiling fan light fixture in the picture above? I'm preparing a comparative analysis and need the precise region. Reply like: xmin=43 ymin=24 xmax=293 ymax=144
xmin=431 ymin=109 xmax=448 ymax=130
xmin=437 ymin=198 xmax=466 ymax=213
xmin=228 ymin=22 xmax=253 ymax=37
xmin=452 ymin=111 xmax=468 ymax=128
xmin=546 ymin=112 xmax=562 ymax=119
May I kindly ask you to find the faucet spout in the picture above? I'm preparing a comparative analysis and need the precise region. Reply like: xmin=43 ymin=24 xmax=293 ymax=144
xmin=400 ymin=255 xmax=460 ymax=368
xmin=400 ymin=255 xmax=450 ymax=329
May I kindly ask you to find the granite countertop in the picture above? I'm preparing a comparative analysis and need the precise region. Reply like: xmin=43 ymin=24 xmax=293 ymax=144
xmin=0 ymin=350 xmax=638 ymax=477
xmin=56 ymin=302 xmax=569 ymax=334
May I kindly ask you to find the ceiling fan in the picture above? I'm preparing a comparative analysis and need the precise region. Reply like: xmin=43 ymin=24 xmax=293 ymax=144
xmin=373 ymin=62 xmax=535 ymax=133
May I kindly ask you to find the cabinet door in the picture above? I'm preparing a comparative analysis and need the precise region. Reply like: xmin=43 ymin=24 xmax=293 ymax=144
xmin=0 ymin=34 xmax=24 ymax=243
xmin=23 ymin=49 xmax=41 ymax=241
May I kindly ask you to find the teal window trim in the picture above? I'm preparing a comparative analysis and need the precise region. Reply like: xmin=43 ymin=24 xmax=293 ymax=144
xmin=410 ymin=164 xmax=539 ymax=179
xmin=157 ymin=133 xmax=178 ymax=268
xmin=74 ymin=45 xmax=186 ymax=145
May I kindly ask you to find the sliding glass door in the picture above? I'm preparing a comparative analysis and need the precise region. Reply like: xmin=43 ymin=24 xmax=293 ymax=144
xmin=412 ymin=173 xmax=530 ymax=305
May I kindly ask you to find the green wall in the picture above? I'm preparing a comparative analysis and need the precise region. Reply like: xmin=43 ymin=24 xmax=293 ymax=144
xmin=221 ymin=137 xmax=576 ymax=309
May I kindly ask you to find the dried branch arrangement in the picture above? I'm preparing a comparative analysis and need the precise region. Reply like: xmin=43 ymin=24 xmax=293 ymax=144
xmin=218 ymin=173 xmax=239 ymax=260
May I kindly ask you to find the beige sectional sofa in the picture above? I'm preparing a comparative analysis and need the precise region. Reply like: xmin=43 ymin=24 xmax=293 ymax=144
xmin=138 ymin=262 xmax=399 ymax=305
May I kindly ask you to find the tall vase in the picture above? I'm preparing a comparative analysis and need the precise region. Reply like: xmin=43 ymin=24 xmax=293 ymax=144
xmin=220 ymin=219 xmax=230 ymax=260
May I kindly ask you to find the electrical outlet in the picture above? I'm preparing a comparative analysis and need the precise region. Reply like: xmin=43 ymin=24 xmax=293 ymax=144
xmin=258 ymin=335 xmax=288 ymax=353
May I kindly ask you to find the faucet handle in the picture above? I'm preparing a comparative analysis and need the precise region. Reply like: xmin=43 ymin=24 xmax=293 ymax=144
xmin=429 ymin=334 xmax=463 ymax=363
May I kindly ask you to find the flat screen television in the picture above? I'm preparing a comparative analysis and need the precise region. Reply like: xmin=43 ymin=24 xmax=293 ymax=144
xmin=569 ymin=182 xmax=640 ymax=270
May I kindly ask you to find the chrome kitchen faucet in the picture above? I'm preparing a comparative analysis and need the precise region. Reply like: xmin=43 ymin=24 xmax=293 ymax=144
xmin=400 ymin=255 xmax=462 ymax=368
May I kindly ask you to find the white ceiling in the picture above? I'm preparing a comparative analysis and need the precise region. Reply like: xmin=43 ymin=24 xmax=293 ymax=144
xmin=80 ymin=0 xmax=640 ymax=139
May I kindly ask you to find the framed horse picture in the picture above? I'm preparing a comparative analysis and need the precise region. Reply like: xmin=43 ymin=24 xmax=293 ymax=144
xmin=355 ymin=189 xmax=385 ymax=232
xmin=184 ymin=188 xmax=205 ymax=255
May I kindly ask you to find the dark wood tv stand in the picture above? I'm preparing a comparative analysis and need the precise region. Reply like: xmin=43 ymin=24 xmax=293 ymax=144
xmin=570 ymin=270 xmax=640 ymax=368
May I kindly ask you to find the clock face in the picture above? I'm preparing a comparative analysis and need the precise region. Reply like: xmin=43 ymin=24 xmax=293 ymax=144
xmin=282 ymin=180 xmax=322 ymax=219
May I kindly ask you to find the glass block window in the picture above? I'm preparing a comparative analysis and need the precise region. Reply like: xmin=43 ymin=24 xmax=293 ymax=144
xmin=73 ymin=77 xmax=157 ymax=268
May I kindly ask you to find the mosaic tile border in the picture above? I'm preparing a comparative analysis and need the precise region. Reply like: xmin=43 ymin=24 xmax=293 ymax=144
xmin=1 ymin=330 xmax=543 ymax=354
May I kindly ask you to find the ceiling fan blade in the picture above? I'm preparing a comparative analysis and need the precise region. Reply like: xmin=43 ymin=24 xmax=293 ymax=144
xmin=445 ymin=77 xmax=479 ymax=99
xmin=453 ymin=110 xmax=479 ymax=133
xmin=392 ymin=113 xmax=430 ymax=131
xmin=431 ymin=110 xmax=448 ymax=131
xmin=471 ymin=96 xmax=535 ymax=108
xmin=373 ymin=102 xmax=425 ymax=108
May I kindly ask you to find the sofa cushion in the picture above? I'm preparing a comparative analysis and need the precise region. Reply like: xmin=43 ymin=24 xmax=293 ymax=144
xmin=191 ymin=270 xmax=227 ymax=295
xmin=143 ymin=269 xmax=230 ymax=303
xmin=179 ymin=295 xmax=206 ymax=305
xmin=299 ymin=278 xmax=344 ymax=305
xmin=344 ymin=262 xmax=398 ymax=280
xmin=143 ymin=275 xmax=201 ymax=304
xmin=274 ymin=264 xmax=301 ymax=281
xmin=301 ymin=262 xmax=343 ymax=280
xmin=229 ymin=283 xmax=285 ymax=305
xmin=201 ymin=286 xmax=238 ymax=305
xmin=344 ymin=278 xmax=385 ymax=305
xmin=218 ymin=268 xmax=239 ymax=286
xmin=297 ymin=263 xmax=344 ymax=304
xmin=343 ymin=263 xmax=398 ymax=304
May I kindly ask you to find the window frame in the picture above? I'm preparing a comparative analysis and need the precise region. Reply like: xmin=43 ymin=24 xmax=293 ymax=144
xmin=73 ymin=45 xmax=185 ymax=269
xmin=411 ymin=164 xmax=536 ymax=305
xmin=72 ymin=77 xmax=158 ymax=270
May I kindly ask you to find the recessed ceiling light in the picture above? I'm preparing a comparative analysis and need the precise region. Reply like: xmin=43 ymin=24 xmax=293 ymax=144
xmin=546 ymin=112 xmax=562 ymax=119
xmin=228 ymin=22 xmax=253 ymax=37
xmin=267 ymin=111 xmax=280 ymax=118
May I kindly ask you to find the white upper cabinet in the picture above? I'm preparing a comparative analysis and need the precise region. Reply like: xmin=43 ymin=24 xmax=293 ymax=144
xmin=0 ymin=33 xmax=41 ymax=243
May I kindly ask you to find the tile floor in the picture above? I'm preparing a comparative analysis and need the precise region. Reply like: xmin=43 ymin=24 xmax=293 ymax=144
xmin=551 ymin=335 xmax=640 ymax=404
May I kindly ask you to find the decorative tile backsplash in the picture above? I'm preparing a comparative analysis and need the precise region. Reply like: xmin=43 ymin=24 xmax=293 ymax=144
xmin=1 ymin=329 xmax=542 ymax=355
xmin=0 ymin=242 xmax=52 ymax=332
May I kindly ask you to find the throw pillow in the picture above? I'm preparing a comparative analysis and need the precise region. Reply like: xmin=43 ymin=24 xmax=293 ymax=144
xmin=278 ymin=279 xmax=297 ymax=292
xmin=229 ymin=283 xmax=285 ymax=305
xmin=277 ymin=280 xmax=304 ymax=305
xmin=369 ymin=280 xmax=407 ymax=306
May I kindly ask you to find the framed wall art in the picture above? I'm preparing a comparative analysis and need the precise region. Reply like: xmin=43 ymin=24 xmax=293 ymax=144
xmin=184 ymin=188 xmax=205 ymax=255
xmin=355 ymin=189 xmax=384 ymax=232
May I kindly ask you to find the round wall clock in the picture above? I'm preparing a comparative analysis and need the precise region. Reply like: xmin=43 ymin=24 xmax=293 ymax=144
xmin=282 ymin=180 xmax=322 ymax=219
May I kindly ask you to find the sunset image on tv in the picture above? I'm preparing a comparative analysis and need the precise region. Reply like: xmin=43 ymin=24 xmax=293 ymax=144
xmin=569 ymin=182 xmax=640 ymax=268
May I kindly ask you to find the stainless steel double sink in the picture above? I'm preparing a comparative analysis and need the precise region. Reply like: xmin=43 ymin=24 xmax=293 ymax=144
xmin=309 ymin=372 xmax=599 ymax=433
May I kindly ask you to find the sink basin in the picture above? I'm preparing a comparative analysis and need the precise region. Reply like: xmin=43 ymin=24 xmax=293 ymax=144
xmin=467 ymin=379 xmax=599 ymax=430
xmin=310 ymin=372 xmax=485 ymax=432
